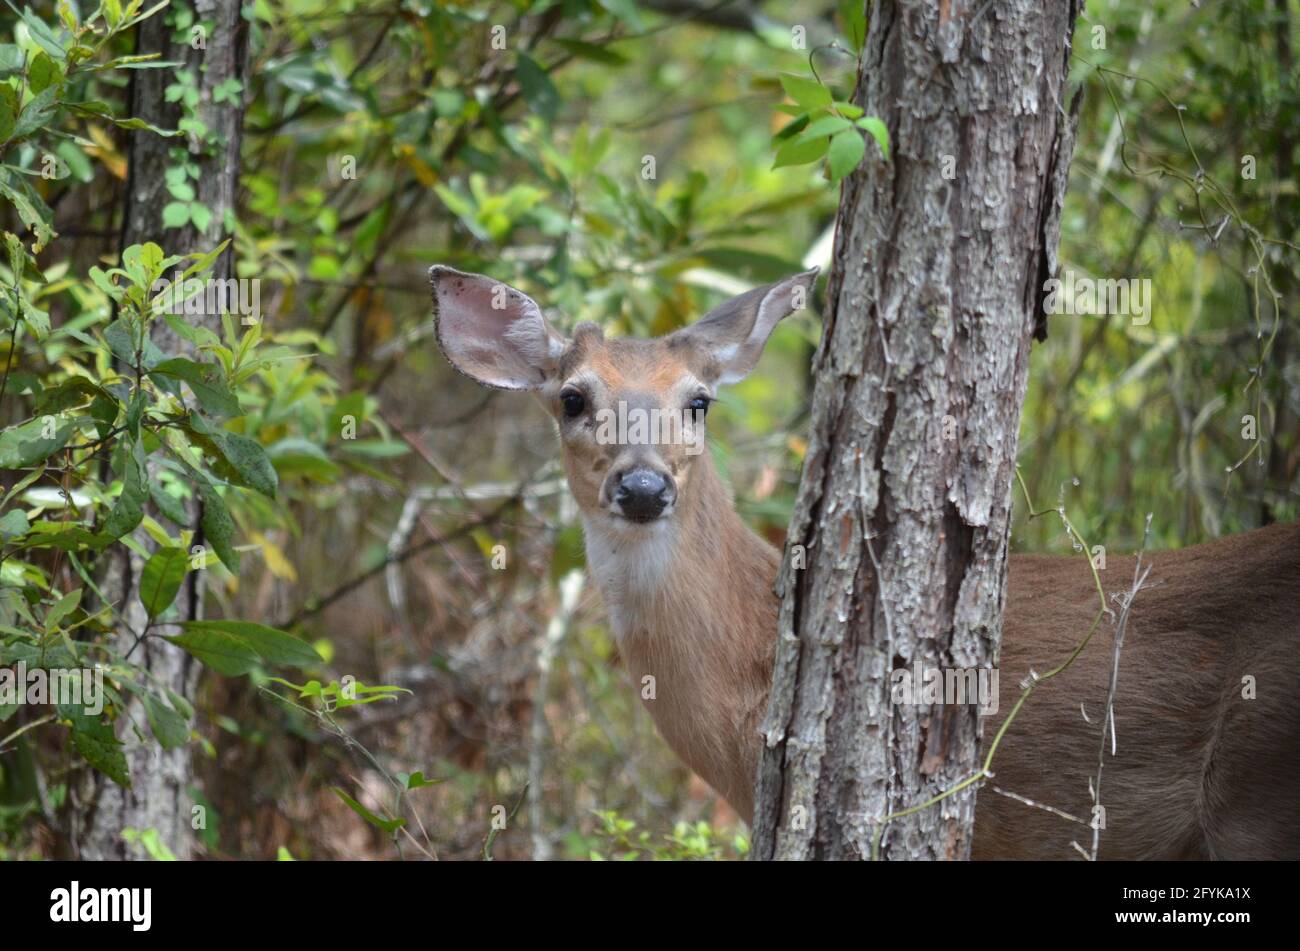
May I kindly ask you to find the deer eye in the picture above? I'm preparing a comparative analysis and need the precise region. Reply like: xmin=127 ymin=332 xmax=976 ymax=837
xmin=561 ymin=390 xmax=586 ymax=418
xmin=687 ymin=396 xmax=711 ymax=417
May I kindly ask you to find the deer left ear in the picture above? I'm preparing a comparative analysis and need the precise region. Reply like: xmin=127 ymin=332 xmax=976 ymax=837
xmin=430 ymin=266 xmax=567 ymax=390
xmin=676 ymin=268 xmax=819 ymax=385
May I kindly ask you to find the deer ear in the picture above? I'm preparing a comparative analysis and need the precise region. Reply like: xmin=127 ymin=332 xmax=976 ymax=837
xmin=677 ymin=268 xmax=819 ymax=385
xmin=430 ymin=266 xmax=567 ymax=390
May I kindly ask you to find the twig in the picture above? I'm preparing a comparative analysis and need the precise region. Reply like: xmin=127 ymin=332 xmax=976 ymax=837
xmin=483 ymin=783 xmax=529 ymax=861
xmin=0 ymin=713 xmax=56 ymax=755
xmin=1087 ymin=513 xmax=1154 ymax=860
xmin=277 ymin=494 xmax=521 ymax=629
xmin=988 ymin=785 xmax=1086 ymax=826
xmin=528 ymin=569 xmax=586 ymax=861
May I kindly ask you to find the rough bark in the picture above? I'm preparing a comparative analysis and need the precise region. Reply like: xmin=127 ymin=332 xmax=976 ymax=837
xmin=74 ymin=0 xmax=247 ymax=860
xmin=752 ymin=0 xmax=1082 ymax=860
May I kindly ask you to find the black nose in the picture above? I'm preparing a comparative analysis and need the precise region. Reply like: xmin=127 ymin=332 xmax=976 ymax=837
xmin=615 ymin=467 xmax=672 ymax=521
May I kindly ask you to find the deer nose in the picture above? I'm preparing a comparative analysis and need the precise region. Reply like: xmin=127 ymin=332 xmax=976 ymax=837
xmin=615 ymin=467 xmax=673 ymax=522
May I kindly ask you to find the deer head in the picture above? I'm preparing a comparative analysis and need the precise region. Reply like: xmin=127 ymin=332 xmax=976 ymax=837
xmin=429 ymin=265 xmax=818 ymax=532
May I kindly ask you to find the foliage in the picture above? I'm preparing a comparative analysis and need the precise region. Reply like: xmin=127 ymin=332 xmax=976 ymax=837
xmin=1 ymin=0 xmax=1297 ymax=860
xmin=772 ymin=71 xmax=889 ymax=180
xmin=1020 ymin=0 xmax=1300 ymax=549
xmin=574 ymin=809 xmax=748 ymax=861
xmin=0 ymin=0 xmax=404 ymax=852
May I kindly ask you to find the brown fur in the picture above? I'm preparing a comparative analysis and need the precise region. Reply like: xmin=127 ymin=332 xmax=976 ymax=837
xmin=562 ymin=337 xmax=1300 ymax=859
xmin=983 ymin=524 xmax=1300 ymax=859
xmin=605 ymin=452 xmax=780 ymax=819
xmin=430 ymin=265 xmax=1300 ymax=858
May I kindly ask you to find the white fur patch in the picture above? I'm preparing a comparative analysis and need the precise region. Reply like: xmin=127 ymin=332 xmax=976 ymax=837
xmin=581 ymin=514 xmax=678 ymax=641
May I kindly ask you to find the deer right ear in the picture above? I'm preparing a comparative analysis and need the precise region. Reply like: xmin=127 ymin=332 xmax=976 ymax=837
xmin=430 ymin=266 xmax=567 ymax=390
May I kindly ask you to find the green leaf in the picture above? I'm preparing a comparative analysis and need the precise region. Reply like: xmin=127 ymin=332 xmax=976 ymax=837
xmin=189 ymin=469 xmax=239 ymax=572
xmin=16 ymin=7 xmax=67 ymax=58
xmin=97 ymin=56 xmax=177 ymax=71
xmin=265 ymin=438 xmax=341 ymax=483
xmin=122 ymin=826 xmax=178 ymax=861
xmin=72 ymin=720 xmax=130 ymax=787
xmin=149 ymin=358 xmax=241 ymax=419
xmin=34 ymin=377 xmax=110 ymax=416
xmin=0 ymin=96 xmax=14 ymax=144
xmin=189 ymin=415 xmax=277 ymax=498
xmin=112 ymin=116 xmax=181 ymax=136
xmin=143 ymin=694 xmax=189 ymax=749
xmin=168 ymin=620 xmax=323 ymax=676
xmin=798 ymin=115 xmax=853 ymax=140
xmin=188 ymin=202 xmax=212 ymax=232
xmin=149 ymin=478 xmax=189 ymax=526
xmin=104 ymin=318 xmax=165 ymax=370
xmin=28 ymin=52 xmax=63 ymax=94
xmin=44 ymin=588 xmax=82 ymax=631
xmin=553 ymin=39 xmax=629 ymax=65
xmin=0 ymin=44 xmax=25 ymax=75
xmin=11 ymin=86 xmax=58 ymax=140
xmin=0 ymin=508 xmax=30 ymax=542
xmin=827 ymin=129 xmax=867 ymax=181
xmin=857 ymin=116 xmax=891 ymax=160
xmin=838 ymin=0 xmax=867 ymax=51
xmin=166 ymin=689 xmax=194 ymax=720
xmin=403 ymin=771 xmax=444 ymax=791
xmin=331 ymin=787 xmax=406 ymax=833
xmin=516 ymin=53 xmax=559 ymax=122
xmin=597 ymin=0 xmax=643 ymax=28
xmin=0 ymin=417 xmax=76 ymax=468
xmin=18 ymin=523 xmax=112 ymax=552
xmin=162 ymin=202 xmax=191 ymax=228
xmin=779 ymin=73 xmax=832 ymax=111
xmin=2 ymin=464 xmax=44 ymax=507
xmin=773 ymin=135 xmax=828 ymax=169
xmin=19 ymin=298 xmax=50 ymax=338
xmin=103 ymin=439 xmax=148 ymax=539
xmin=0 ymin=170 xmax=55 ymax=250
xmin=140 ymin=546 xmax=188 ymax=620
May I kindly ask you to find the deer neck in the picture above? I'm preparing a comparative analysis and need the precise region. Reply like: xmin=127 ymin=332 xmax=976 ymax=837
xmin=579 ymin=451 xmax=780 ymax=818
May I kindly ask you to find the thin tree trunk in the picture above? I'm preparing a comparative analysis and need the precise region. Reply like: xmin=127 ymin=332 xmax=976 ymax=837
xmin=753 ymin=0 xmax=1082 ymax=860
xmin=74 ymin=0 xmax=247 ymax=860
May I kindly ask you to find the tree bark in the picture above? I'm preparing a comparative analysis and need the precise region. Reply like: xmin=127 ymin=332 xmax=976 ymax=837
xmin=75 ymin=0 xmax=248 ymax=860
xmin=752 ymin=0 xmax=1081 ymax=860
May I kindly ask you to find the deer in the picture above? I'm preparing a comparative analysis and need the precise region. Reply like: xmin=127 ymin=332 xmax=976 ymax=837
xmin=430 ymin=264 xmax=1300 ymax=860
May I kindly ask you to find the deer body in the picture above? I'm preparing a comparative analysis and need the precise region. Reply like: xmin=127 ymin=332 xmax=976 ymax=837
xmin=431 ymin=264 xmax=1300 ymax=859
xmin=583 ymin=450 xmax=779 ymax=819
xmin=592 ymin=477 xmax=1300 ymax=859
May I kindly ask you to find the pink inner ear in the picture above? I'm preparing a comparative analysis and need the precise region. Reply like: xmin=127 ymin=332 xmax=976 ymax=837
xmin=433 ymin=269 xmax=552 ymax=389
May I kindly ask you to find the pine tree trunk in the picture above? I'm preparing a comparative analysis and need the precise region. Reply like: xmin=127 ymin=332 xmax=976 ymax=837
xmin=75 ymin=0 xmax=247 ymax=860
xmin=752 ymin=0 xmax=1082 ymax=861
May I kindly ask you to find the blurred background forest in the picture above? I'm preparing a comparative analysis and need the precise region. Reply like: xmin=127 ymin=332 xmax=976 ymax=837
xmin=1 ymin=0 xmax=1297 ymax=860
